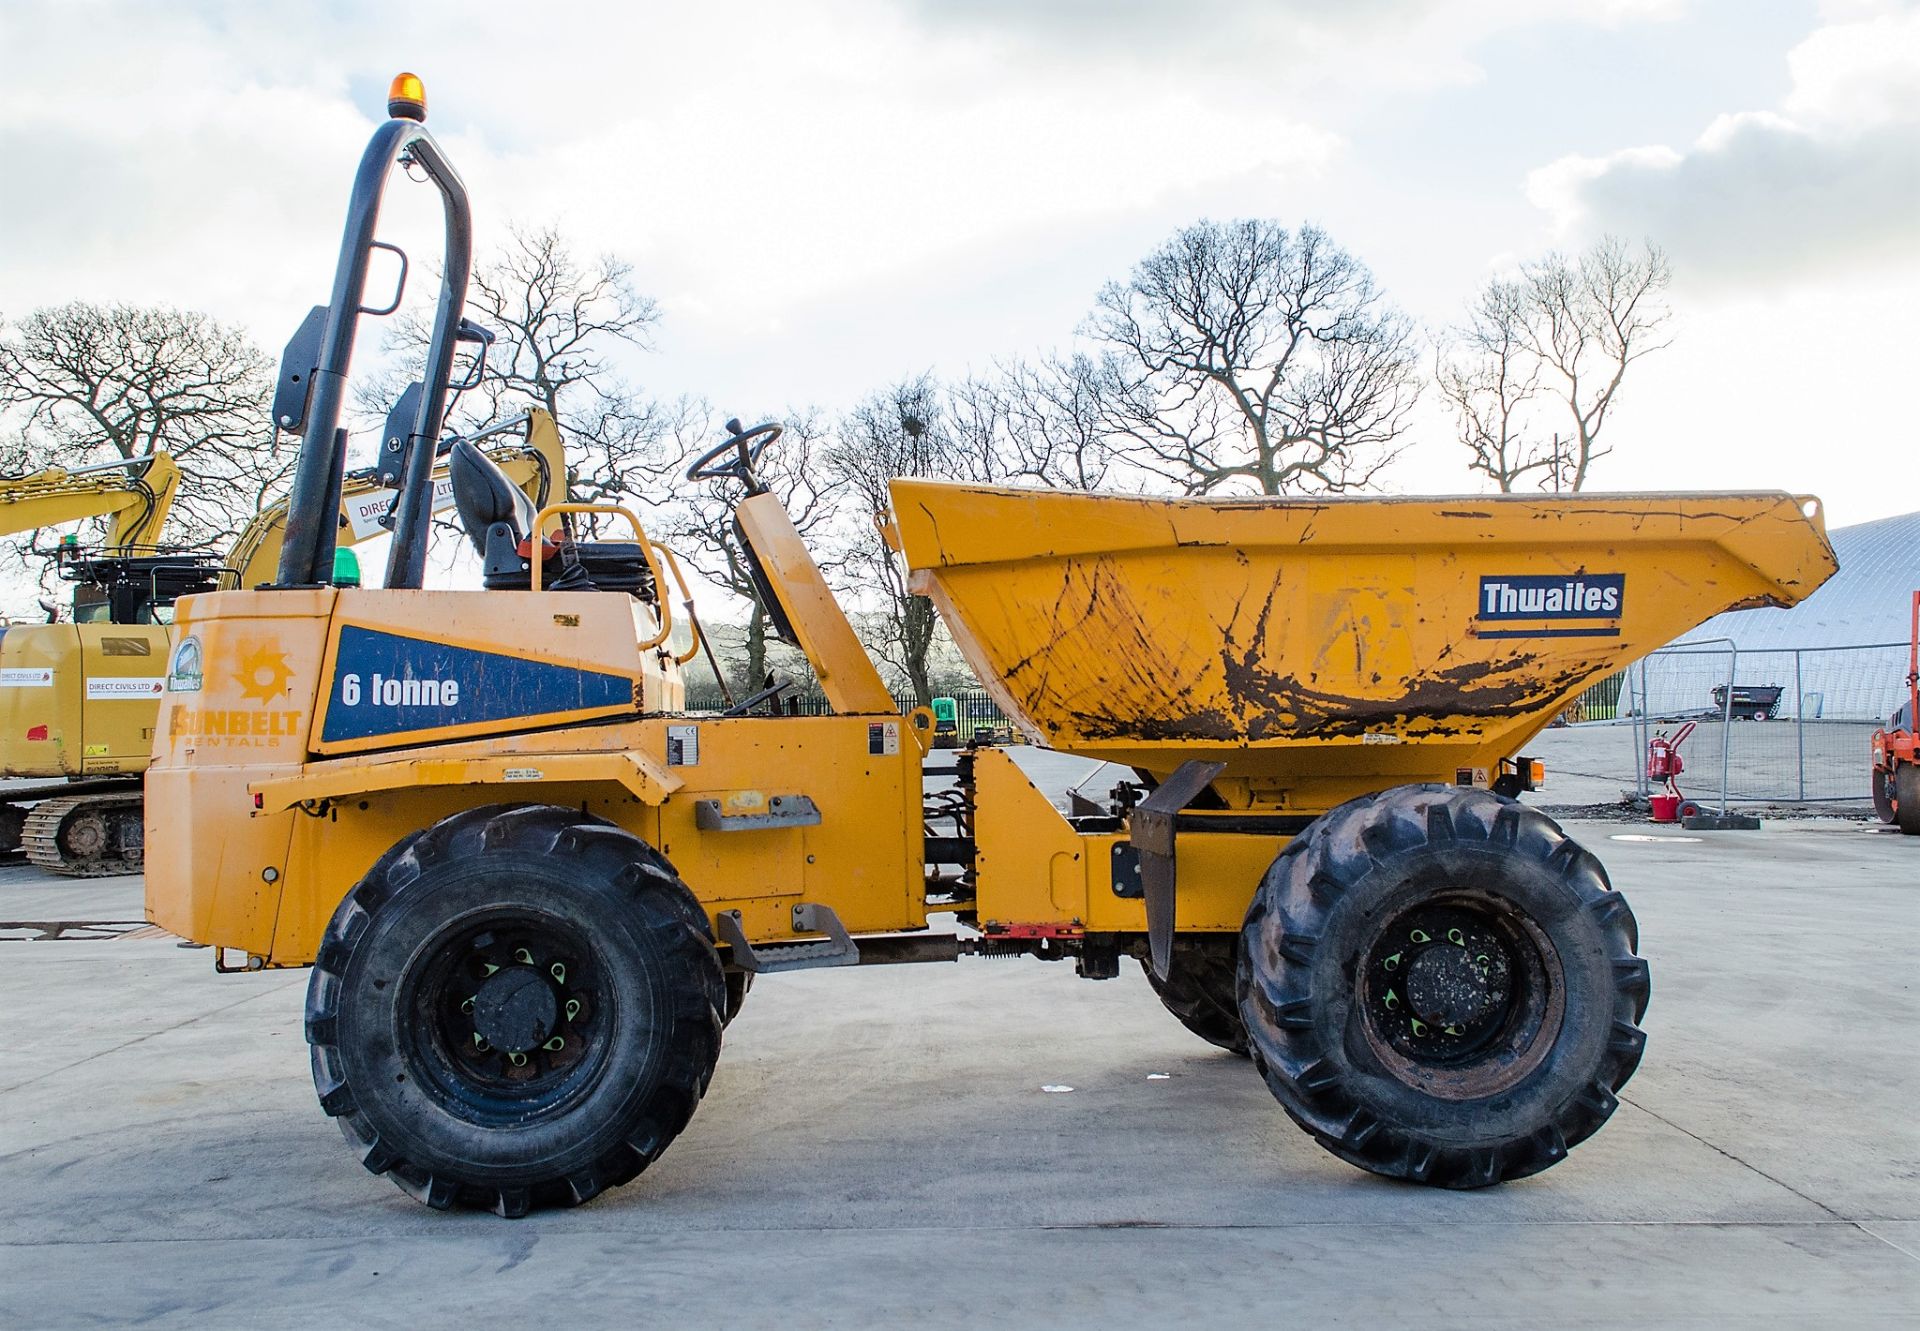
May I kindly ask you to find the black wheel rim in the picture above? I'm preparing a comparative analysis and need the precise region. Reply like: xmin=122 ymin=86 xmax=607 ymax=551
xmin=1358 ymin=892 xmax=1564 ymax=1100
xmin=403 ymin=911 xmax=621 ymax=1126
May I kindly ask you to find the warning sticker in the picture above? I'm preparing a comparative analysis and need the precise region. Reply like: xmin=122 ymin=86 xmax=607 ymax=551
xmin=503 ymin=767 xmax=544 ymax=782
xmin=0 ymin=668 xmax=53 ymax=688
xmin=868 ymin=721 xmax=899 ymax=757
xmin=667 ymin=724 xmax=699 ymax=766
xmin=87 ymin=677 xmax=166 ymax=700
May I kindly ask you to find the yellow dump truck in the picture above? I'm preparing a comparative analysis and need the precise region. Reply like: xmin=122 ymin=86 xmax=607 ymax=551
xmin=0 ymin=414 xmax=562 ymax=873
xmin=145 ymin=79 xmax=1836 ymax=1214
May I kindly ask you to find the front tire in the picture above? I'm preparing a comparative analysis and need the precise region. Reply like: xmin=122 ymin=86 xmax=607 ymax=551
xmin=306 ymin=803 xmax=725 ymax=1215
xmin=1239 ymin=785 xmax=1649 ymax=1189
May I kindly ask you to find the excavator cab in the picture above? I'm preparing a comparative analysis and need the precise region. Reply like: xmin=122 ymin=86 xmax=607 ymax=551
xmin=59 ymin=547 xmax=229 ymax=625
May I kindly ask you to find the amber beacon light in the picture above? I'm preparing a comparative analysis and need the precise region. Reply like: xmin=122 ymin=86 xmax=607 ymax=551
xmin=387 ymin=72 xmax=427 ymax=122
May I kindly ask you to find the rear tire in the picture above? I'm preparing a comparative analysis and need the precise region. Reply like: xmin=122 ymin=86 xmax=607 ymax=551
xmin=1896 ymin=765 xmax=1920 ymax=836
xmin=306 ymin=803 xmax=724 ymax=1215
xmin=1140 ymin=936 xmax=1250 ymax=1057
xmin=723 ymin=970 xmax=753 ymax=1025
xmin=1239 ymin=784 xmax=1649 ymax=1189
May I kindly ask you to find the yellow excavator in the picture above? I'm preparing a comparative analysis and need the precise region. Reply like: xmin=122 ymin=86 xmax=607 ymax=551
xmin=0 ymin=452 xmax=190 ymax=857
xmin=0 ymin=412 xmax=564 ymax=873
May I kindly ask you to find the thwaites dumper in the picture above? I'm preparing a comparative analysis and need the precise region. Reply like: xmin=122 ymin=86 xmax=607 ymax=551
xmin=0 ymin=410 xmax=561 ymax=875
xmin=147 ymin=80 xmax=1838 ymax=1215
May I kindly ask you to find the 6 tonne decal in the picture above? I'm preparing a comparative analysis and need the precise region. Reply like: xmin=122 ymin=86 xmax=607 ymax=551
xmin=321 ymin=624 xmax=634 ymax=743
xmin=1476 ymin=575 xmax=1625 ymax=639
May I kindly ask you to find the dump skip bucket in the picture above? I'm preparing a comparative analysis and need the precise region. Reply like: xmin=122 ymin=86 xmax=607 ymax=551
xmin=892 ymin=482 xmax=1836 ymax=794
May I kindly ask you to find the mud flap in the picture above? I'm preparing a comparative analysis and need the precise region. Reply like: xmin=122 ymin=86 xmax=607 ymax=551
xmin=1131 ymin=760 xmax=1226 ymax=982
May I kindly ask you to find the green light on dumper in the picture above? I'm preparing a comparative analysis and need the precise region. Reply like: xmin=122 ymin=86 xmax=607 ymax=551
xmin=332 ymin=547 xmax=362 ymax=588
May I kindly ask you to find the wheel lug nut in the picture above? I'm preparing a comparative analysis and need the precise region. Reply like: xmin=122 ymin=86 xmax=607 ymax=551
xmin=550 ymin=962 xmax=566 ymax=983
xmin=514 ymin=947 xmax=535 ymax=965
xmin=565 ymin=998 xmax=581 ymax=1021
xmin=508 ymin=1051 xmax=527 ymax=1067
xmin=460 ymin=997 xmax=475 ymax=1014
xmin=542 ymin=1036 xmax=564 ymax=1051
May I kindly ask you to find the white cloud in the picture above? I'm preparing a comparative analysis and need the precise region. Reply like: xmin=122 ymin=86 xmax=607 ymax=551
xmin=1526 ymin=10 xmax=1920 ymax=284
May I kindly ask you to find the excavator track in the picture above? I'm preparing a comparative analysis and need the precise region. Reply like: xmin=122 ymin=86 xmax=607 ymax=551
xmin=21 ymin=794 xmax=146 ymax=878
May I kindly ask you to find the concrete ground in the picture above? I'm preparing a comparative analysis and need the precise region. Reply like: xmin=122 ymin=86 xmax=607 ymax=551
xmin=1 ymin=760 xmax=1916 ymax=1327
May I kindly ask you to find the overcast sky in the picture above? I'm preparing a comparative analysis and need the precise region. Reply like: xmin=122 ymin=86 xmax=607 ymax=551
xmin=2 ymin=0 xmax=1915 ymax=530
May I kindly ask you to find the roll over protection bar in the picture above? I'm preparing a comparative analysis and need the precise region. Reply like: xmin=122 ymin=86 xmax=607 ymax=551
xmin=274 ymin=113 xmax=472 ymax=590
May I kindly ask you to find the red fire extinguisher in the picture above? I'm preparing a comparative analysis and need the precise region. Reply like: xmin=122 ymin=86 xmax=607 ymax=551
xmin=1647 ymin=721 xmax=1699 ymax=823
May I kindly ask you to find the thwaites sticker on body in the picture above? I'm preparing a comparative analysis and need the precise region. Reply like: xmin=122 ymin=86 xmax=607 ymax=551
xmin=667 ymin=724 xmax=699 ymax=766
xmin=1475 ymin=574 xmax=1624 ymax=639
xmin=868 ymin=721 xmax=899 ymax=756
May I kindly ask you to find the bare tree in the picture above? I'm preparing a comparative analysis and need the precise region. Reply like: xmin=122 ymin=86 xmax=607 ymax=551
xmin=1521 ymin=237 xmax=1671 ymax=491
xmin=1084 ymin=219 xmax=1420 ymax=495
xmin=1442 ymin=237 xmax=1672 ymax=492
xmin=369 ymin=224 xmax=695 ymax=521
xmin=824 ymin=375 xmax=957 ymax=707
xmin=1435 ymin=279 xmax=1548 ymax=492
xmin=668 ymin=410 xmax=843 ymax=692
xmin=970 ymin=355 xmax=1114 ymax=490
xmin=0 ymin=302 xmax=285 ymax=541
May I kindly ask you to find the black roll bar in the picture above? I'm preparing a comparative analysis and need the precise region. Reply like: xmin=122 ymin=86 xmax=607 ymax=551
xmin=274 ymin=117 xmax=472 ymax=590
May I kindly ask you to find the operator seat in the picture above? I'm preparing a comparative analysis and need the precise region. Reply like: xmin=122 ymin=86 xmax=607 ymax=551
xmin=448 ymin=439 xmax=656 ymax=598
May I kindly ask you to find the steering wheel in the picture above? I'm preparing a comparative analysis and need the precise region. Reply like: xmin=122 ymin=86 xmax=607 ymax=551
xmin=686 ymin=418 xmax=783 ymax=490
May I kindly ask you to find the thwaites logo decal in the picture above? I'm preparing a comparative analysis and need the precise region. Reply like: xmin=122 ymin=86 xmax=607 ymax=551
xmin=1476 ymin=574 xmax=1624 ymax=639
xmin=321 ymin=624 xmax=633 ymax=743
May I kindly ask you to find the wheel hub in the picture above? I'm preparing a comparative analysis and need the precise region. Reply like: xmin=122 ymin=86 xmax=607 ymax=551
xmin=472 ymin=967 xmax=559 ymax=1054
xmin=1405 ymin=942 xmax=1506 ymax=1028
xmin=1366 ymin=907 xmax=1520 ymax=1060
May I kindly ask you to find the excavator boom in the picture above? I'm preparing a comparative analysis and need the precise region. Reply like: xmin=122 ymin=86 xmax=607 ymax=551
xmin=0 ymin=453 xmax=181 ymax=550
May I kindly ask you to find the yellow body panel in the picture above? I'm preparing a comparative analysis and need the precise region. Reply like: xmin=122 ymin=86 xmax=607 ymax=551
xmin=970 ymin=748 xmax=1277 ymax=933
xmin=0 ymin=623 xmax=169 ymax=776
xmin=146 ymin=579 xmax=921 ymax=965
xmin=735 ymin=492 xmax=896 ymax=715
xmin=892 ymin=481 xmax=1837 ymax=810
